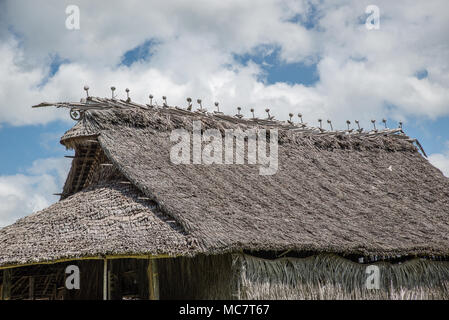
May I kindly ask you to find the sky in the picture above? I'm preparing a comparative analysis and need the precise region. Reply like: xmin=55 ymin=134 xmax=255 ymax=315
xmin=0 ymin=0 xmax=448 ymax=227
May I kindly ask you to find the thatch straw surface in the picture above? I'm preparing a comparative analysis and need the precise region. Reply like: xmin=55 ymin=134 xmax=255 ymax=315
xmin=234 ymin=253 xmax=449 ymax=299
xmin=82 ymin=108 xmax=449 ymax=257
xmin=0 ymin=177 xmax=197 ymax=267
xmin=1 ymin=99 xmax=448 ymax=267
xmin=61 ymin=119 xmax=96 ymax=139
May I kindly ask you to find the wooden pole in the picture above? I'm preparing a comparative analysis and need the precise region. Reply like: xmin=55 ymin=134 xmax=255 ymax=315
xmin=153 ymin=260 xmax=159 ymax=300
xmin=107 ymin=269 xmax=112 ymax=300
xmin=147 ymin=260 xmax=153 ymax=300
xmin=147 ymin=259 xmax=159 ymax=300
xmin=29 ymin=276 xmax=35 ymax=300
xmin=2 ymin=269 xmax=11 ymax=300
xmin=103 ymin=259 xmax=108 ymax=300
xmin=52 ymin=284 xmax=57 ymax=300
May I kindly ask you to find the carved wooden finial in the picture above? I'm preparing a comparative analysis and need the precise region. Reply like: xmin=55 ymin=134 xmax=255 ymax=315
xmin=186 ymin=97 xmax=192 ymax=111
xmin=125 ymin=88 xmax=130 ymax=102
xmin=83 ymin=85 xmax=89 ymax=98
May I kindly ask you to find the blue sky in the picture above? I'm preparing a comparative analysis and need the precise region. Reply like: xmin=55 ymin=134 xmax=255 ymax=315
xmin=0 ymin=0 xmax=449 ymax=226
xmin=233 ymin=47 xmax=320 ymax=86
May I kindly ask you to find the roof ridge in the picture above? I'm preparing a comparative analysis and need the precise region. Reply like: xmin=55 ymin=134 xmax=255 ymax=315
xmin=33 ymin=95 xmax=428 ymax=156
xmin=34 ymin=96 xmax=406 ymax=136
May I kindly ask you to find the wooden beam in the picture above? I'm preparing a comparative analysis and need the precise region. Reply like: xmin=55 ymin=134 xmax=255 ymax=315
xmin=29 ymin=276 xmax=35 ymax=300
xmin=103 ymin=259 xmax=108 ymax=300
xmin=65 ymin=156 xmax=96 ymax=161
xmin=147 ymin=259 xmax=159 ymax=300
xmin=43 ymin=275 xmax=51 ymax=297
xmin=0 ymin=253 xmax=174 ymax=270
xmin=2 ymin=269 xmax=11 ymax=300
xmin=107 ymin=269 xmax=112 ymax=300
xmin=153 ymin=260 xmax=160 ymax=300
xmin=147 ymin=260 xmax=153 ymax=300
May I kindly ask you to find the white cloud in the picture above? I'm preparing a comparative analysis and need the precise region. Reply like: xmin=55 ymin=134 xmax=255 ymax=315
xmin=0 ymin=38 xmax=69 ymax=125
xmin=0 ymin=157 xmax=71 ymax=227
xmin=0 ymin=0 xmax=448 ymax=128
xmin=428 ymin=142 xmax=449 ymax=177
xmin=1 ymin=0 xmax=314 ymax=66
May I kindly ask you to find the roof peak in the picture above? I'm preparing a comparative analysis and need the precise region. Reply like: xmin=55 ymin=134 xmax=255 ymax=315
xmin=34 ymin=95 xmax=406 ymax=138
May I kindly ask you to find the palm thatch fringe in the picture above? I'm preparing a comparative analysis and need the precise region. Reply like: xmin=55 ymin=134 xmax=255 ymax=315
xmin=233 ymin=253 xmax=449 ymax=300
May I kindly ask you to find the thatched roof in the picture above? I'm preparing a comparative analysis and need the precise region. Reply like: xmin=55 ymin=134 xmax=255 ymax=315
xmin=0 ymin=176 xmax=197 ymax=267
xmin=1 ymin=97 xmax=448 ymax=267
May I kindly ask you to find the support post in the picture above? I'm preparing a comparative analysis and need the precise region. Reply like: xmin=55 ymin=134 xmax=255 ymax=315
xmin=147 ymin=259 xmax=159 ymax=300
xmin=108 ymin=269 xmax=112 ymax=300
xmin=2 ymin=269 xmax=11 ymax=300
xmin=103 ymin=259 xmax=108 ymax=300
xmin=29 ymin=276 xmax=35 ymax=300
